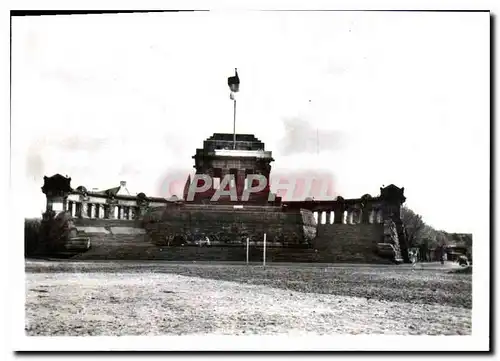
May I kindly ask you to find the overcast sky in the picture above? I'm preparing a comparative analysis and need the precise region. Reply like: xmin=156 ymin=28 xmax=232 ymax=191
xmin=12 ymin=11 xmax=489 ymax=232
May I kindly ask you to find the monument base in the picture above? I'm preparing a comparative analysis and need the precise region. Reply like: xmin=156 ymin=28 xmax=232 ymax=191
xmin=142 ymin=203 xmax=317 ymax=247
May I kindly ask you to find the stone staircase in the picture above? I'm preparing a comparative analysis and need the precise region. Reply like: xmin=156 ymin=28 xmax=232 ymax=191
xmin=67 ymin=220 xmax=395 ymax=264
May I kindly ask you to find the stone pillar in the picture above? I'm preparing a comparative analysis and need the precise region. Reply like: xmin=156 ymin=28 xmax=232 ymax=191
xmin=67 ymin=201 xmax=73 ymax=216
xmin=325 ymin=211 xmax=330 ymax=224
xmin=348 ymin=210 xmax=354 ymax=225
xmin=109 ymin=205 xmax=117 ymax=219
xmin=80 ymin=202 xmax=89 ymax=218
xmin=119 ymin=206 xmax=124 ymax=220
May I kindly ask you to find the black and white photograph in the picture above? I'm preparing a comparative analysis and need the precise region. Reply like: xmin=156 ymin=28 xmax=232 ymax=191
xmin=6 ymin=4 xmax=491 ymax=352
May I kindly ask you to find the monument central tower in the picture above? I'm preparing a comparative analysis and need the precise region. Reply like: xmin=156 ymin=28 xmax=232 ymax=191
xmin=185 ymin=133 xmax=276 ymax=203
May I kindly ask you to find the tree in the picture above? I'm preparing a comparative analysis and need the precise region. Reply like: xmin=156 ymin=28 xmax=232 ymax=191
xmin=400 ymin=206 xmax=426 ymax=248
xmin=417 ymin=225 xmax=438 ymax=261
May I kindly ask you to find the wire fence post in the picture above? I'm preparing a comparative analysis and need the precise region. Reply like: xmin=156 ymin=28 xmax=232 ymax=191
xmin=246 ymin=237 xmax=249 ymax=265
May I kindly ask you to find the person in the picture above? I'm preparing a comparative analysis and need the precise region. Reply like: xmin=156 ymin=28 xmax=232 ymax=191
xmin=411 ymin=250 xmax=417 ymax=269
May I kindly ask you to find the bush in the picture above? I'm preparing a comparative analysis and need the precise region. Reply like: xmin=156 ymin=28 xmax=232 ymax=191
xmin=25 ymin=218 xmax=42 ymax=257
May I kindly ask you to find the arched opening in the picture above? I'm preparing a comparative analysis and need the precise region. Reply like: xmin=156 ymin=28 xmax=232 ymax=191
xmin=330 ymin=211 xmax=334 ymax=224
xmin=343 ymin=210 xmax=348 ymax=224
xmin=321 ymin=211 xmax=326 ymax=225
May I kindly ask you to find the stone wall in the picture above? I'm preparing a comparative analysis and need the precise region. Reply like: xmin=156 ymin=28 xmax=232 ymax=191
xmin=143 ymin=204 xmax=313 ymax=246
xmin=72 ymin=233 xmax=319 ymax=262
xmin=312 ymin=224 xmax=391 ymax=263
xmin=70 ymin=220 xmax=391 ymax=263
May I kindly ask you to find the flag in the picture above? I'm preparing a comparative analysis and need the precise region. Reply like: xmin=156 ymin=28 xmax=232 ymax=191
xmin=228 ymin=68 xmax=240 ymax=100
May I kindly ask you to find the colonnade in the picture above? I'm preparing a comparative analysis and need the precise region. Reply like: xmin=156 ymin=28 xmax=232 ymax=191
xmin=313 ymin=208 xmax=385 ymax=225
xmin=66 ymin=201 xmax=140 ymax=220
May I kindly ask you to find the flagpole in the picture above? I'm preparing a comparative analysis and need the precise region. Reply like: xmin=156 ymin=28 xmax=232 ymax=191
xmin=228 ymin=67 xmax=239 ymax=150
xmin=233 ymin=98 xmax=236 ymax=149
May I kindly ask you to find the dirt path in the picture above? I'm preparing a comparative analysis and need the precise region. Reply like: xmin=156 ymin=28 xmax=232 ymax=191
xmin=26 ymin=272 xmax=471 ymax=336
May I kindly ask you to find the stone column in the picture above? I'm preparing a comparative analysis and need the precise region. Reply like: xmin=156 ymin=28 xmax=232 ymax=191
xmin=89 ymin=203 xmax=95 ymax=218
xmin=67 ymin=201 xmax=73 ymax=216
xmin=325 ymin=211 xmax=331 ymax=225
xmin=350 ymin=210 xmax=356 ymax=224
xmin=348 ymin=210 xmax=354 ymax=225
xmin=109 ymin=205 xmax=117 ymax=219
xmin=119 ymin=206 xmax=124 ymax=220
xmin=80 ymin=202 xmax=89 ymax=218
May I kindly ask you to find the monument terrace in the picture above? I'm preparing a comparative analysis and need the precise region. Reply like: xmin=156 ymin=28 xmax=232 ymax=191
xmin=36 ymin=132 xmax=408 ymax=264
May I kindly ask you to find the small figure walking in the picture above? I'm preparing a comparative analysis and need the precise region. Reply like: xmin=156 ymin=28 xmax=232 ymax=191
xmin=411 ymin=250 xmax=417 ymax=270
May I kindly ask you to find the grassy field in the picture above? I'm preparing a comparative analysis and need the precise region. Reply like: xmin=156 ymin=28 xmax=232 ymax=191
xmin=25 ymin=260 xmax=472 ymax=336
